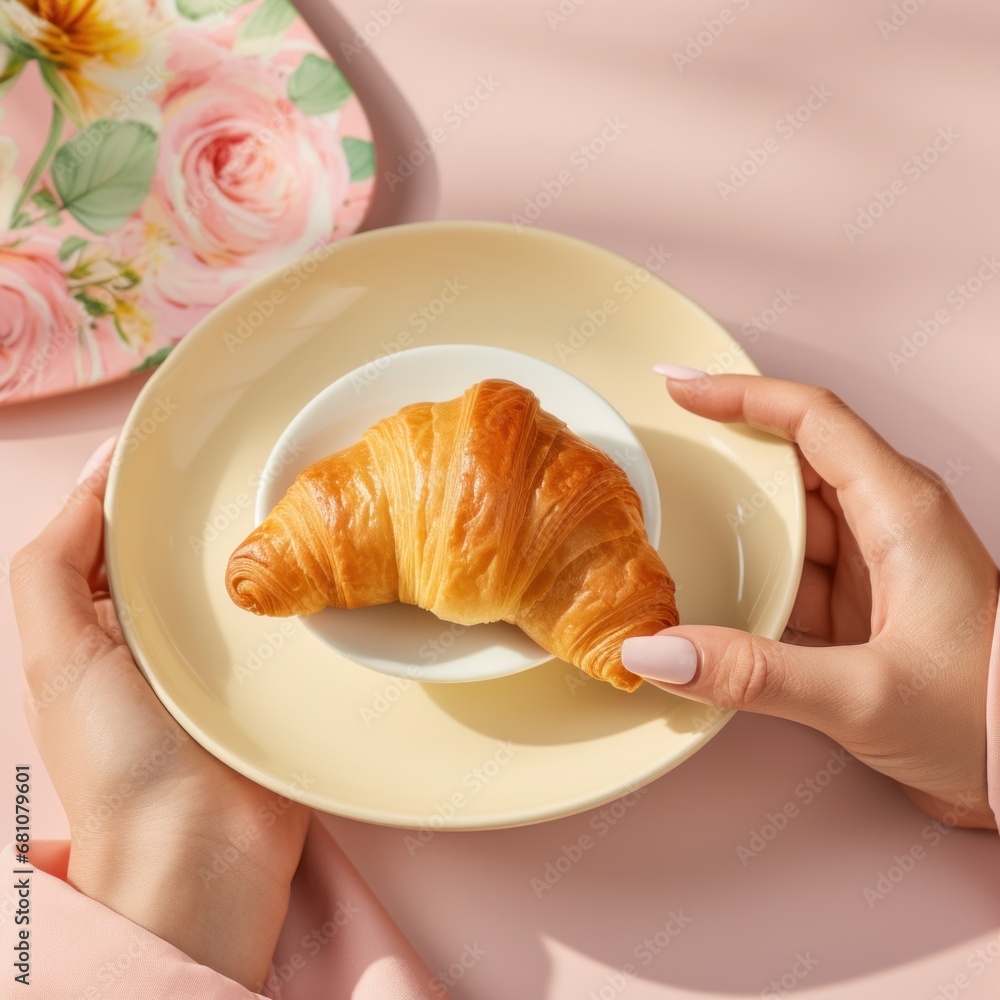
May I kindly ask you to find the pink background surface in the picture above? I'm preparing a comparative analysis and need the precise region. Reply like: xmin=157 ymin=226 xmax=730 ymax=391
xmin=3 ymin=1 xmax=1000 ymax=997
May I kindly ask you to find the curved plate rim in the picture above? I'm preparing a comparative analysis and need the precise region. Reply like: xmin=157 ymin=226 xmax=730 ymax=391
xmin=104 ymin=220 xmax=805 ymax=830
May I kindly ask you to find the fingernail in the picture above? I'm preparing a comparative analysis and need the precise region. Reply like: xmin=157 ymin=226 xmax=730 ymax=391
xmin=622 ymin=635 xmax=698 ymax=684
xmin=652 ymin=363 xmax=708 ymax=380
xmin=76 ymin=435 xmax=117 ymax=485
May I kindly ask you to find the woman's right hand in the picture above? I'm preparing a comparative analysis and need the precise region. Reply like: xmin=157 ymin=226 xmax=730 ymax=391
xmin=622 ymin=370 xmax=999 ymax=829
xmin=10 ymin=446 xmax=310 ymax=992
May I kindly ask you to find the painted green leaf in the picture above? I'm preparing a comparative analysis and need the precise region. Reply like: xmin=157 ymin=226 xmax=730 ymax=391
xmin=76 ymin=293 xmax=111 ymax=317
xmin=288 ymin=54 xmax=352 ymax=115
xmin=112 ymin=315 xmax=130 ymax=344
xmin=0 ymin=37 xmax=37 ymax=63
xmin=31 ymin=189 xmax=58 ymax=211
xmin=52 ymin=121 xmax=157 ymax=234
xmin=177 ymin=0 xmax=253 ymax=18
xmin=342 ymin=137 xmax=375 ymax=182
xmin=0 ymin=53 xmax=27 ymax=99
xmin=235 ymin=0 xmax=296 ymax=53
xmin=116 ymin=267 xmax=141 ymax=289
xmin=30 ymin=188 xmax=61 ymax=224
xmin=58 ymin=235 xmax=88 ymax=261
xmin=131 ymin=345 xmax=175 ymax=372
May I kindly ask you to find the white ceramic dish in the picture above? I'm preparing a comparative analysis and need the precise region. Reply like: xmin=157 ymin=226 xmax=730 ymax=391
xmin=256 ymin=344 xmax=661 ymax=683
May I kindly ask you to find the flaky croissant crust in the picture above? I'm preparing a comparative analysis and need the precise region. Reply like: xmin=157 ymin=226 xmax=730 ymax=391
xmin=226 ymin=379 xmax=677 ymax=690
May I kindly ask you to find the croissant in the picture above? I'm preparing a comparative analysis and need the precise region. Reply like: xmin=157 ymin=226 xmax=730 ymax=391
xmin=226 ymin=379 xmax=677 ymax=691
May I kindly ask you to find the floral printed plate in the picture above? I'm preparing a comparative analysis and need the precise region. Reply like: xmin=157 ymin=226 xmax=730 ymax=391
xmin=0 ymin=0 xmax=376 ymax=405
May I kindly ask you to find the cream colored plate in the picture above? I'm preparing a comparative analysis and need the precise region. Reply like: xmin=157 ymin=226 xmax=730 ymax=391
xmin=105 ymin=222 xmax=805 ymax=830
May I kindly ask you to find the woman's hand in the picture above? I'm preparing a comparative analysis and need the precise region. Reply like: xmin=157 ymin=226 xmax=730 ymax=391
xmin=10 ymin=441 xmax=310 ymax=992
xmin=622 ymin=370 xmax=999 ymax=829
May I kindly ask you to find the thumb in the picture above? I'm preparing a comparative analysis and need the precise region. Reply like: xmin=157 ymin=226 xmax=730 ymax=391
xmin=622 ymin=626 xmax=875 ymax=733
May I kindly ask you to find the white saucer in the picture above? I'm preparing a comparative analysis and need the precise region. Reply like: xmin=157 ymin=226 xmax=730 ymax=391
xmin=256 ymin=344 xmax=661 ymax=683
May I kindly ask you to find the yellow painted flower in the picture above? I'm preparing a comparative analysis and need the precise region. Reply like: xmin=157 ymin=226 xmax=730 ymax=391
xmin=120 ymin=218 xmax=174 ymax=279
xmin=61 ymin=234 xmax=158 ymax=348
xmin=111 ymin=296 xmax=155 ymax=346
xmin=0 ymin=0 xmax=166 ymax=123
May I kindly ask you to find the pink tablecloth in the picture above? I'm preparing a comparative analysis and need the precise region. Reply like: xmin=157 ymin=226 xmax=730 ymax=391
xmin=2 ymin=1 xmax=999 ymax=997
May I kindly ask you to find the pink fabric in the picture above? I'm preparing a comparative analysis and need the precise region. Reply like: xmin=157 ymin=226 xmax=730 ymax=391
xmin=1 ymin=816 xmax=439 ymax=999
xmin=987 ymin=605 xmax=1000 ymax=826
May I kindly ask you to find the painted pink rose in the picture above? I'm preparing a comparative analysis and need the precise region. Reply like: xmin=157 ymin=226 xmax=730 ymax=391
xmin=0 ymin=240 xmax=84 ymax=402
xmin=145 ymin=32 xmax=352 ymax=310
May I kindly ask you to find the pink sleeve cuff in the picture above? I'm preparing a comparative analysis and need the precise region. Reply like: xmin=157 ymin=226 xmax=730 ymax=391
xmin=1 ymin=817 xmax=439 ymax=998
xmin=1 ymin=840 xmax=265 ymax=998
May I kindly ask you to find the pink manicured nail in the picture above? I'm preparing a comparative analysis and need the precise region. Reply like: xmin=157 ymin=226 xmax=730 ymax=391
xmin=653 ymin=363 xmax=708 ymax=380
xmin=621 ymin=635 xmax=698 ymax=684
xmin=76 ymin=435 xmax=117 ymax=485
